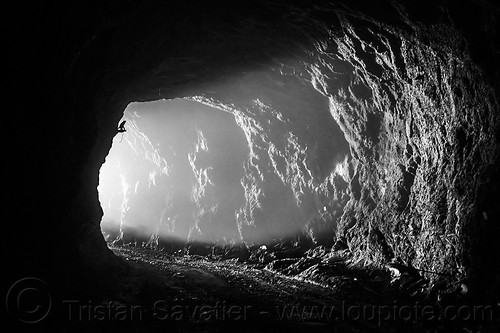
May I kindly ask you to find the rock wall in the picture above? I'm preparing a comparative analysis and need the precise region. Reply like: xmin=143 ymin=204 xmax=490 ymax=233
xmin=103 ymin=84 xmax=349 ymax=249
xmin=303 ymin=5 xmax=499 ymax=298
xmin=7 ymin=0 xmax=499 ymax=300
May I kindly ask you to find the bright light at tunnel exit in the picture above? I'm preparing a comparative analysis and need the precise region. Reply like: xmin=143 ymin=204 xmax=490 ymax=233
xmin=98 ymin=98 xmax=252 ymax=246
xmin=97 ymin=153 xmax=128 ymax=241
xmin=98 ymin=96 xmax=349 ymax=249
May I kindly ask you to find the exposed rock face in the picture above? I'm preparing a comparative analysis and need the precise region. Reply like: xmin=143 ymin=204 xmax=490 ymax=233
xmin=7 ymin=0 xmax=499 ymax=301
xmin=104 ymin=76 xmax=349 ymax=249
xmin=193 ymin=71 xmax=350 ymax=246
xmin=306 ymin=5 xmax=500 ymax=295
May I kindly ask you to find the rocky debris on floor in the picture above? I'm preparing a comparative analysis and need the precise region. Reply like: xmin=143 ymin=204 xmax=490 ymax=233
xmin=122 ymin=240 xmax=466 ymax=309
xmin=102 ymin=244 xmax=498 ymax=332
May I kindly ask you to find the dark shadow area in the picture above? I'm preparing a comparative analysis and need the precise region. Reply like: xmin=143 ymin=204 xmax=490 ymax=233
xmin=5 ymin=0 xmax=499 ymax=332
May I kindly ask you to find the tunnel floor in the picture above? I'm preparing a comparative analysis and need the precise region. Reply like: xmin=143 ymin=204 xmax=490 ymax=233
xmin=65 ymin=245 xmax=495 ymax=333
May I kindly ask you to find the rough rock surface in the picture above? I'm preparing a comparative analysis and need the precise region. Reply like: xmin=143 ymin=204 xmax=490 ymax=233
xmin=303 ymin=3 xmax=500 ymax=300
xmin=104 ymin=87 xmax=349 ymax=248
xmin=6 ymin=0 xmax=499 ymax=306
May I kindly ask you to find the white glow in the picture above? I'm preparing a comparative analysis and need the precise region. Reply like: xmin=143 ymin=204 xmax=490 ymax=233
xmin=98 ymin=99 xmax=249 ymax=246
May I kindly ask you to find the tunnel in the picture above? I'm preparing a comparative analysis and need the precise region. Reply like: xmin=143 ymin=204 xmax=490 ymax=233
xmin=6 ymin=0 xmax=500 ymax=332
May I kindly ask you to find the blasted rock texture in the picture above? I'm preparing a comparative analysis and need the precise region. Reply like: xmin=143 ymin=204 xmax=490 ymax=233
xmin=189 ymin=71 xmax=351 ymax=246
xmin=168 ymin=3 xmax=499 ymax=299
xmin=6 ymin=0 xmax=499 ymax=301
xmin=304 ymin=5 xmax=499 ymax=296
xmin=110 ymin=82 xmax=349 ymax=249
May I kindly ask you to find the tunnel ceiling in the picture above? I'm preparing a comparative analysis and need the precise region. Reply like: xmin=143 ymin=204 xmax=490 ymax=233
xmin=7 ymin=0 xmax=499 ymax=300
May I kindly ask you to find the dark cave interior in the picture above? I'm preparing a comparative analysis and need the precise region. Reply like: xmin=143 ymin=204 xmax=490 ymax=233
xmin=5 ymin=0 xmax=500 ymax=332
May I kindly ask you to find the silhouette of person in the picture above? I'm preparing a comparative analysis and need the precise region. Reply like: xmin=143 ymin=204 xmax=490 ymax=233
xmin=117 ymin=120 xmax=126 ymax=133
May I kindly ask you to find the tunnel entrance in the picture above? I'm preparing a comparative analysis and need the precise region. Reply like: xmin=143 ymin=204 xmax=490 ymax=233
xmin=98 ymin=75 xmax=351 ymax=256
xmin=98 ymin=98 xmax=249 ymax=250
